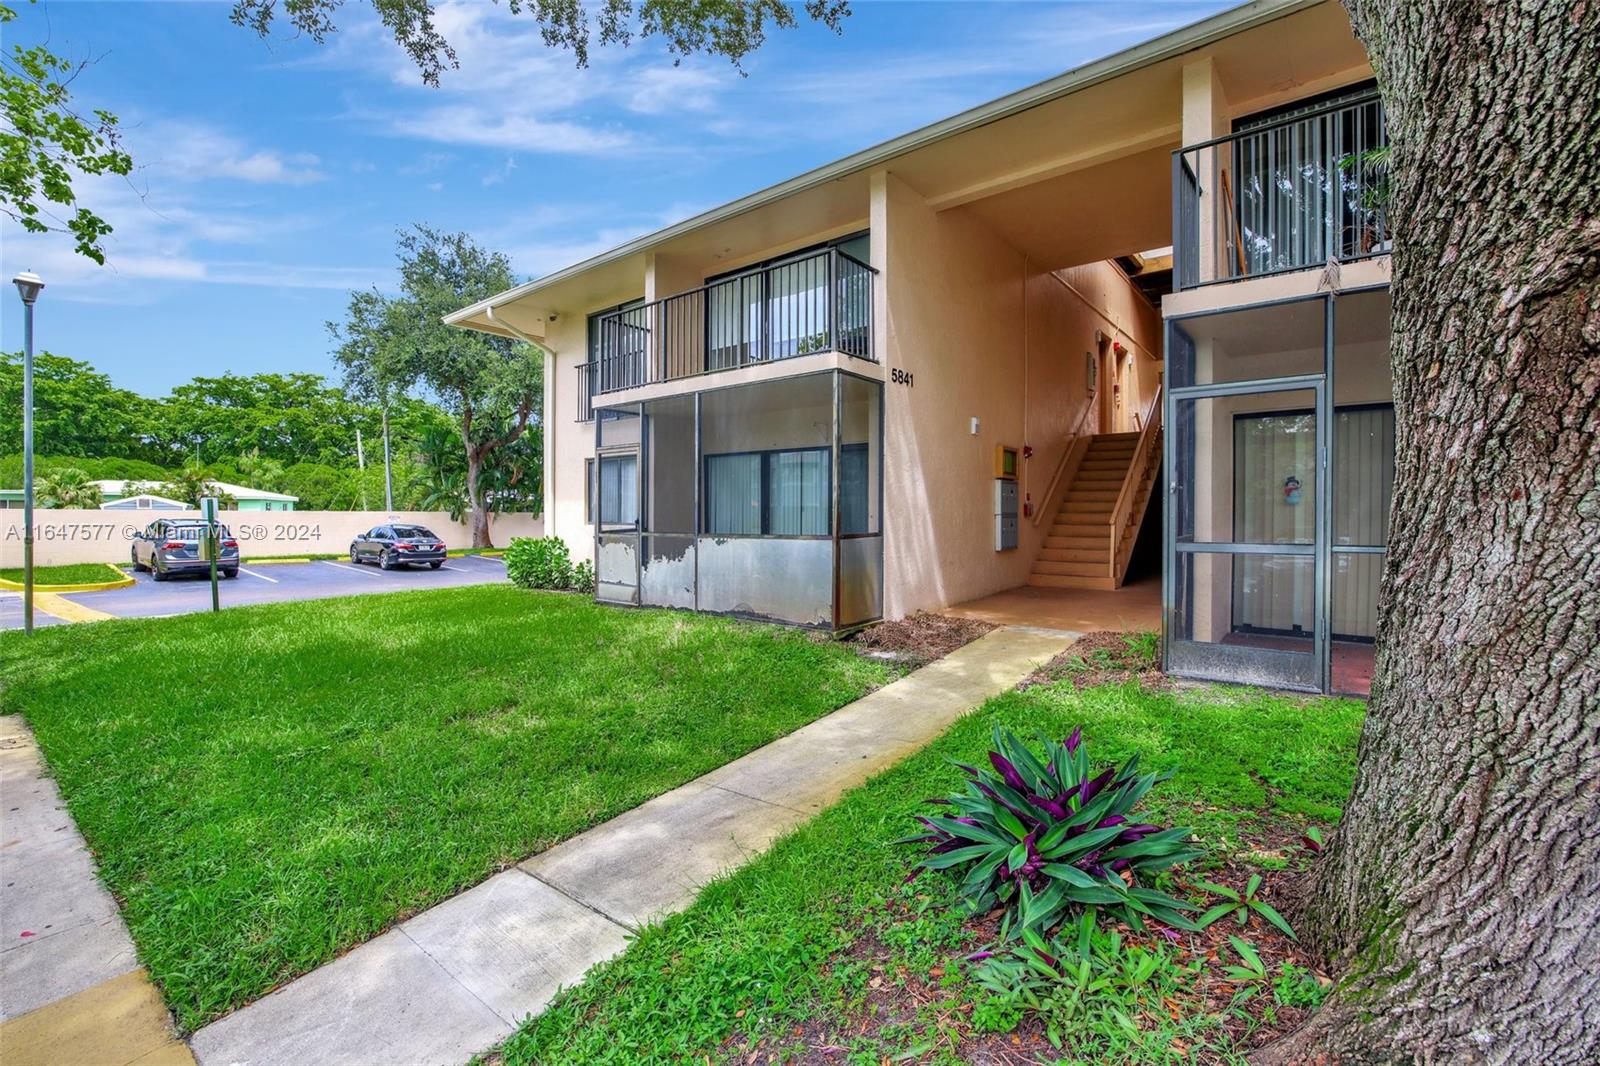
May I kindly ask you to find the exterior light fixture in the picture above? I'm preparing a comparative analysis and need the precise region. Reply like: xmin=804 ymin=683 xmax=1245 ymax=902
xmin=11 ymin=271 xmax=44 ymax=635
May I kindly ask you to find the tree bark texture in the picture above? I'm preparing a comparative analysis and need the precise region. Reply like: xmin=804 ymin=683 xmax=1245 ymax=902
xmin=1287 ymin=2 xmax=1600 ymax=1062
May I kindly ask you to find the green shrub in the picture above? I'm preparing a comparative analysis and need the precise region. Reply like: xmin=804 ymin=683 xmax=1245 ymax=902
xmin=572 ymin=559 xmax=595 ymax=595
xmin=506 ymin=536 xmax=575 ymax=590
xmin=902 ymin=726 xmax=1202 ymax=936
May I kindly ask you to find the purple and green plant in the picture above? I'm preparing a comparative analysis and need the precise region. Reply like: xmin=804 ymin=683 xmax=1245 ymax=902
xmin=900 ymin=726 xmax=1203 ymax=936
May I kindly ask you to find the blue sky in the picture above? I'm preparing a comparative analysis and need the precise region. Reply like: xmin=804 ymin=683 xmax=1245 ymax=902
xmin=0 ymin=0 xmax=1231 ymax=395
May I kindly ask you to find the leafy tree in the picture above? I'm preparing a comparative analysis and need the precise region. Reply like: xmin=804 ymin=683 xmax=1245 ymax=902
xmin=0 ymin=352 xmax=150 ymax=460
xmin=229 ymin=0 xmax=851 ymax=85
xmin=475 ymin=414 xmax=542 ymax=514
xmin=235 ymin=448 xmax=286 ymax=493
xmin=368 ymin=225 xmax=542 ymax=546
xmin=147 ymin=464 xmax=237 ymax=510
xmin=0 ymin=2 xmax=133 ymax=262
xmin=328 ymin=287 xmax=411 ymax=510
xmin=34 ymin=466 xmax=101 ymax=508
xmin=279 ymin=462 xmax=357 ymax=511
xmin=151 ymin=372 xmax=369 ymax=468
xmin=1262 ymin=3 xmax=1600 ymax=1062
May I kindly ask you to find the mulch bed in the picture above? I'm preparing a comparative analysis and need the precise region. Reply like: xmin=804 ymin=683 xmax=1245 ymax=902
xmin=724 ymin=824 xmax=1331 ymax=1064
xmin=1018 ymin=629 xmax=1170 ymax=691
xmin=844 ymin=612 xmax=998 ymax=669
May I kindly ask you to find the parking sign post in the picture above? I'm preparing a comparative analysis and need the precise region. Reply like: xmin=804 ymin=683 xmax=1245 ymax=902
xmin=201 ymin=496 xmax=220 ymax=613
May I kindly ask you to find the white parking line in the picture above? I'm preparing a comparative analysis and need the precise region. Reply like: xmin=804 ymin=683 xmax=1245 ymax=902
xmin=238 ymin=567 xmax=278 ymax=583
xmin=440 ymin=564 xmax=470 ymax=572
xmin=320 ymin=560 xmax=384 ymax=579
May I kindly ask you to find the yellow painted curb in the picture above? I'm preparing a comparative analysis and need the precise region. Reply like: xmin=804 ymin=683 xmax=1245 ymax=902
xmin=34 ymin=592 xmax=117 ymax=624
xmin=0 ymin=564 xmax=133 ymax=593
xmin=0 ymin=968 xmax=194 ymax=1066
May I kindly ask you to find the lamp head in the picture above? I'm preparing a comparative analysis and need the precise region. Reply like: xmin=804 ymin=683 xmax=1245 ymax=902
xmin=12 ymin=272 xmax=43 ymax=305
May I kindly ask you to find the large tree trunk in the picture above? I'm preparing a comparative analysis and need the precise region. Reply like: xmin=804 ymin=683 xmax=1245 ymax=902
xmin=1271 ymin=2 xmax=1600 ymax=1062
xmin=464 ymin=448 xmax=493 ymax=549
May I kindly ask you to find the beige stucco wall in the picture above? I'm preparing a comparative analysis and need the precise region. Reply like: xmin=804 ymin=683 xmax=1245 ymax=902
xmin=2 ymin=510 xmax=545 ymax=567
xmin=876 ymin=170 xmax=1161 ymax=617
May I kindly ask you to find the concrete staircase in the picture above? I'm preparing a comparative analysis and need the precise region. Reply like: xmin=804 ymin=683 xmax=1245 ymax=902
xmin=1030 ymin=427 xmax=1161 ymax=591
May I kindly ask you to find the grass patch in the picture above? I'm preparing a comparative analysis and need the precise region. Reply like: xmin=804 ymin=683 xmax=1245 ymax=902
xmin=0 ymin=562 xmax=124 ymax=585
xmin=0 ymin=585 xmax=893 ymax=1029
xmin=501 ymin=678 xmax=1363 ymax=1064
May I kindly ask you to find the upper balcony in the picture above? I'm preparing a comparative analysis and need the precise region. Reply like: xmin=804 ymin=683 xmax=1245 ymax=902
xmin=1173 ymin=90 xmax=1389 ymax=291
xmin=579 ymin=245 xmax=876 ymax=415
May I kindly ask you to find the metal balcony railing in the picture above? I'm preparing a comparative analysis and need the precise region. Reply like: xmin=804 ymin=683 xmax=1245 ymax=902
xmin=1173 ymin=91 xmax=1389 ymax=290
xmin=576 ymin=360 xmax=596 ymax=422
xmin=590 ymin=246 xmax=877 ymax=398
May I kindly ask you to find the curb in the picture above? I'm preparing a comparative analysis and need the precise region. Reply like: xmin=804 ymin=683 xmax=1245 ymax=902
xmin=33 ymin=593 xmax=117 ymax=624
xmin=0 ymin=564 xmax=134 ymax=593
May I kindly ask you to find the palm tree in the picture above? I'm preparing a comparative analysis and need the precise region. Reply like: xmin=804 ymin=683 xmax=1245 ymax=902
xmin=154 ymin=464 xmax=237 ymax=510
xmin=35 ymin=467 xmax=103 ymax=508
xmin=418 ymin=468 xmax=468 ymax=522
xmin=235 ymin=448 xmax=286 ymax=492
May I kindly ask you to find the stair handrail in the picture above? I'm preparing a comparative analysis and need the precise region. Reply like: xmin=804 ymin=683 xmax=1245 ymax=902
xmin=1032 ymin=398 xmax=1099 ymax=527
xmin=1106 ymin=384 xmax=1163 ymax=578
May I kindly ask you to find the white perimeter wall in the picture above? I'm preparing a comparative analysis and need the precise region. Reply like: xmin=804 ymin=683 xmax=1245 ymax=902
xmin=1 ymin=510 xmax=545 ymax=567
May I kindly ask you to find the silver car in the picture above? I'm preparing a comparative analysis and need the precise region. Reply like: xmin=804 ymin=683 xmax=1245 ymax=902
xmin=131 ymin=519 xmax=240 ymax=581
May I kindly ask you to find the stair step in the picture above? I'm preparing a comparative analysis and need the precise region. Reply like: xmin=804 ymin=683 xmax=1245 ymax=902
xmin=1038 ymin=547 xmax=1110 ymax=564
xmin=1081 ymin=459 xmax=1134 ymax=471
xmin=1029 ymin=573 xmax=1119 ymax=591
xmin=1095 ymin=431 xmax=1141 ymax=441
xmin=1032 ymin=560 xmax=1109 ymax=577
xmin=1066 ymin=489 xmax=1119 ymax=503
xmin=1062 ymin=504 xmax=1114 ymax=516
xmin=1044 ymin=535 xmax=1106 ymax=550
xmin=1052 ymin=521 xmax=1111 ymax=536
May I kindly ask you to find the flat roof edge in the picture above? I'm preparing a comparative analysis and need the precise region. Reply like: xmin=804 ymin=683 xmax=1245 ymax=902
xmin=446 ymin=0 xmax=1323 ymax=327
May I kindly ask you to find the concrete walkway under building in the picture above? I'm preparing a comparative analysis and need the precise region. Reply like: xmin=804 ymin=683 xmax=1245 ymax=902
xmin=948 ymin=573 xmax=1162 ymax=634
xmin=188 ymin=626 xmax=1075 ymax=1066
xmin=0 ymin=717 xmax=194 ymax=1066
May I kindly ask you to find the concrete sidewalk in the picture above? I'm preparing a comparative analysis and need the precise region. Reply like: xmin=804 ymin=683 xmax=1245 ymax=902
xmin=0 ymin=716 xmax=194 ymax=1066
xmin=190 ymin=626 xmax=1074 ymax=1066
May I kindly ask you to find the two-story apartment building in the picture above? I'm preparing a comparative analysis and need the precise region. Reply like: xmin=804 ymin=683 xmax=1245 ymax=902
xmin=448 ymin=0 xmax=1391 ymax=696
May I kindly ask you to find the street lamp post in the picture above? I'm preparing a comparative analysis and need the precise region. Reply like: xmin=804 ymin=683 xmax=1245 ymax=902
xmin=12 ymin=271 xmax=44 ymax=635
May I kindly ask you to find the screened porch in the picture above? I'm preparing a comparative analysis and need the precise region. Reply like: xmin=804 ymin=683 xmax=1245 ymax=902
xmin=592 ymin=369 xmax=883 ymax=629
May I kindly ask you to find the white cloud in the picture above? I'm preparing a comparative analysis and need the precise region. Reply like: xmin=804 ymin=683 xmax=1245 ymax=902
xmin=387 ymin=106 xmax=632 ymax=154
xmin=625 ymin=65 xmax=723 ymax=115
xmin=399 ymin=151 xmax=454 ymax=175
xmin=0 ymin=172 xmax=380 ymax=303
xmin=324 ymin=3 xmax=651 ymax=155
xmin=482 ymin=156 xmax=518 ymax=186
xmin=136 ymin=121 xmax=327 ymax=185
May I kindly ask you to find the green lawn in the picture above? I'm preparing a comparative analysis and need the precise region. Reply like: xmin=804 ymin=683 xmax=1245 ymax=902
xmin=0 ymin=586 xmax=893 ymax=1030
xmin=0 ymin=561 xmax=124 ymax=584
xmin=501 ymin=671 xmax=1365 ymax=1064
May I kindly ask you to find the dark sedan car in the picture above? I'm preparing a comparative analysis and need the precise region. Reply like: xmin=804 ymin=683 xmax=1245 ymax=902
xmin=131 ymin=518 xmax=240 ymax=581
xmin=349 ymin=525 xmax=448 ymax=570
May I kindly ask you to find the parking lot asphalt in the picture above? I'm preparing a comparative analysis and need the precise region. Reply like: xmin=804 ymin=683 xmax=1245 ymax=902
xmin=0 ymin=554 xmax=509 ymax=629
xmin=0 ymin=594 xmax=68 ymax=629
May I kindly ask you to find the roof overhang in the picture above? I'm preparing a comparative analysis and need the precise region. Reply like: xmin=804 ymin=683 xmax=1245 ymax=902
xmin=446 ymin=0 xmax=1324 ymax=333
